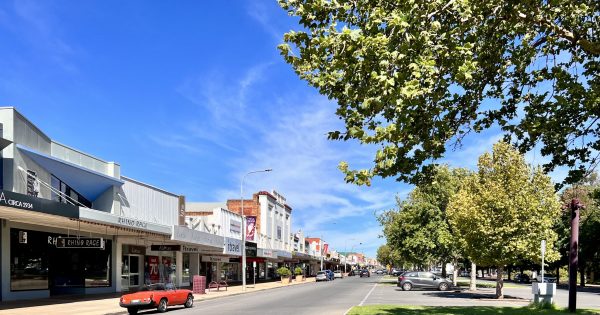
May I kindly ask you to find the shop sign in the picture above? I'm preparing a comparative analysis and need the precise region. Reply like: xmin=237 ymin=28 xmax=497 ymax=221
xmin=0 ymin=190 xmax=78 ymax=218
xmin=201 ymin=256 xmax=230 ymax=263
xmin=246 ymin=216 xmax=256 ymax=241
xmin=182 ymin=245 xmax=200 ymax=253
xmin=245 ymin=242 xmax=257 ymax=257
xmin=56 ymin=237 xmax=105 ymax=249
xmin=79 ymin=208 xmax=170 ymax=235
xmin=257 ymin=248 xmax=275 ymax=258
xmin=275 ymin=250 xmax=292 ymax=259
xmin=223 ymin=237 xmax=242 ymax=256
xmin=172 ymin=225 xmax=224 ymax=248
xmin=127 ymin=245 xmax=146 ymax=255
xmin=150 ymin=244 xmax=181 ymax=251
xmin=230 ymin=220 xmax=241 ymax=234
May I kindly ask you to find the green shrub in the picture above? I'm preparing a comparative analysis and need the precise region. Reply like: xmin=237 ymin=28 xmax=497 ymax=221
xmin=294 ymin=267 xmax=303 ymax=275
xmin=277 ymin=267 xmax=291 ymax=277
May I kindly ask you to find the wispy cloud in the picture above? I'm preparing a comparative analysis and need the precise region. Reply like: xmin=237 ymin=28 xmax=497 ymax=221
xmin=247 ymin=1 xmax=283 ymax=42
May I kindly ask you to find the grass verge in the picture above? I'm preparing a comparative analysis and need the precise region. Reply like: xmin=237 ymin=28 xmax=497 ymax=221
xmin=347 ymin=305 xmax=600 ymax=315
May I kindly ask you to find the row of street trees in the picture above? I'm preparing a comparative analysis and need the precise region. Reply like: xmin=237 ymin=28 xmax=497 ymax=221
xmin=377 ymin=142 xmax=600 ymax=298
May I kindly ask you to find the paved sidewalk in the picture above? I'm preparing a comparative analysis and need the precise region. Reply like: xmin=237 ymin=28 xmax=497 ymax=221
xmin=0 ymin=278 xmax=316 ymax=315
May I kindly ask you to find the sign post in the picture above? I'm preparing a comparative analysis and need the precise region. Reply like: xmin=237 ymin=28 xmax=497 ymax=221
xmin=253 ymin=261 xmax=256 ymax=288
xmin=541 ymin=240 xmax=546 ymax=283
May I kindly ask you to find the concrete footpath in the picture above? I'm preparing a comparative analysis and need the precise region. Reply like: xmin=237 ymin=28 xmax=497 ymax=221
xmin=0 ymin=278 xmax=316 ymax=315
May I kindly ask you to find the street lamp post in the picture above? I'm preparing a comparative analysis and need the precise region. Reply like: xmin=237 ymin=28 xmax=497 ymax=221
xmin=320 ymin=234 xmax=324 ymax=271
xmin=241 ymin=169 xmax=272 ymax=292
xmin=343 ymin=238 xmax=356 ymax=274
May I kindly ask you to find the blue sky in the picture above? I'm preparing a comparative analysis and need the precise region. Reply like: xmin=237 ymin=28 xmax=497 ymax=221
xmin=0 ymin=0 xmax=566 ymax=258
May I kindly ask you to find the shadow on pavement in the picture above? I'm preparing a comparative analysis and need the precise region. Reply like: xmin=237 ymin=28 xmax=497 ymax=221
xmin=0 ymin=292 xmax=122 ymax=310
xmin=421 ymin=290 xmax=528 ymax=301
xmin=349 ymin=306 xmax=600 ymax=315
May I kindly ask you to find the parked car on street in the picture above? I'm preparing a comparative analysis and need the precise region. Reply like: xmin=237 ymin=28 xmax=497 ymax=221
xmin=334 ymin=270 xmax=343 ymax=278
xmin=375 ymin=269 xmax=385 ymax=275
xmin=325 ymin=269 xmax=335 ymax=280
xmin=359 ymin=269 xmax=370 ymax=278
xmin=348 ymin=269 xmax=359 ymax=276
xmin=397 ymin=271 xmax=452 ymax=291
xmin=316 ymin=271 xmax=329 ymax=281
xmin=119 ymin=283 xmax=193 ymax=314
xmin=391 ymin=269 xmax=404 ymax=276
xmin=535 ymin=275 xmax=557 ymax=283
xmin=514 ymin=273 xmax=530 ymax=283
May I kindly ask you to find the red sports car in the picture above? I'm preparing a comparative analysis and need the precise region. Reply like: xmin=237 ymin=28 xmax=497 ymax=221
xmin=119 ymin=283 xmax=194 ymax=314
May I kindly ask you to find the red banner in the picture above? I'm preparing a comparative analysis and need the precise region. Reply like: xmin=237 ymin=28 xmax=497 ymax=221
xmin=147 ymin=256 xmax=159 ymax=282
xmin=323 ymin=243 xmax=329 ymax=254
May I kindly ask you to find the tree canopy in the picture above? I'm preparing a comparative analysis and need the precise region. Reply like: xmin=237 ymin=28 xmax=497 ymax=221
xmin=447 ymin=141 xmax=561 ymax=298
xmin=279 ymin=0 xmax=600 ymax=186
xmin=379 ymin=165 xmax=469 ymax=271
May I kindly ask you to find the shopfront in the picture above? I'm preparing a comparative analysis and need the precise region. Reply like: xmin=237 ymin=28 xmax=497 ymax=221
xmin=257 ymin=248 xmax=276 ymax=280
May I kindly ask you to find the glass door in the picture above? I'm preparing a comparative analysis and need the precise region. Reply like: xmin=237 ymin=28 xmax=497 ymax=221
xmin=122 ymin=255 xmax=142 ymax=291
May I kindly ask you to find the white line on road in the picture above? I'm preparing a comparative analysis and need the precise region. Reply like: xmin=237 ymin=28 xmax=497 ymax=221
xmin=359 ymin=282 xmax=378 ymax=306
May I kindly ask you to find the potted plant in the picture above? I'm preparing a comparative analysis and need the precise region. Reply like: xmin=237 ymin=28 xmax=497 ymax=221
xmin=294 ymin=267 xmax=304 ymax=282
xmin=277 ymin=267 xmax=291 ymax=284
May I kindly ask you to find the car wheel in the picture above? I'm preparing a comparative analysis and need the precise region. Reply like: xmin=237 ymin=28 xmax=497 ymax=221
xmin=127 ymin=308 xmax=138 ymax=315
xmin=402 ymin=282 xmax=413 ymax=291
xmin=184 ymin=294 xmax=194 ymax=308
xmin=157 ymin=298 xmax=168 ymax=313
xmin=439 ymin=282 xmax=449 ymax=291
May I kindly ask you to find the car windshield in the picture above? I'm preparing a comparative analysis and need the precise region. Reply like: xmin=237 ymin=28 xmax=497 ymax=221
xmin=317 ymin=271 xmax=326 ymax=275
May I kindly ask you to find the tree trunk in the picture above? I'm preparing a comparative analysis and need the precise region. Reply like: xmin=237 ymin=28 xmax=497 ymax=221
xmin=470 ymin=262 xmax=477 ymax=291
xmin=556 ymin=266 xmax=560 ymax=285
xmin=442 ymin=262 xmax=447 ymax=278
xmin=452 ymin=258 xmax=458 ymax=287
xmin=580 ymin=264 xmax=586 ymax=287
xmin=496 ymin=266 xmax=504 ymax=299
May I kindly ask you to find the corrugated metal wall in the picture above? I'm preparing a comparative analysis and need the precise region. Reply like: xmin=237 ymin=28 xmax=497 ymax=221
xmin=120 ymin=178 xmax=178 ymax=226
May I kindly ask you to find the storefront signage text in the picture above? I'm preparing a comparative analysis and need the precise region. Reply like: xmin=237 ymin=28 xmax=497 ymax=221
xmin=182 ymin=245 xmax=200 ymax=253
xmin=55 ymin=237 xmax=105 ymax=249
xmin=150 ymin=244 xmax=181 ymax=251
xmin=0 ymin=192 xmax=34 ymax=209
xmin=224 ymin=237 xmax=242 ymax=256
xmin=118 ymin=217 xmax=148 ymax=229
xmin=201 ymin=256 xmax=230 ymax=263
xmin=171 ymin=225 xmax=223 ymax=248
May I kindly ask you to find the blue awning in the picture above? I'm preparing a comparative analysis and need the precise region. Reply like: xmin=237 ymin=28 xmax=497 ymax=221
xmin=17 ymin=144 xmax=124 ymax=201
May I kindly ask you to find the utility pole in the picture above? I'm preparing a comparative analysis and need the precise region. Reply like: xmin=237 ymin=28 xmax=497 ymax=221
xmin=569 ymin=198 xmax=583 ymax=313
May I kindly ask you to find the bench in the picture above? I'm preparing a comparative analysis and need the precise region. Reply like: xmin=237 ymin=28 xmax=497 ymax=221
xmin=207 ymin=280 xmax=228 ymax=291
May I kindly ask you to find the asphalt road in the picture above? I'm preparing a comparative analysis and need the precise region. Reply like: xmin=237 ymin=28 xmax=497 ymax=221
xmin=134 ymin=275 xmax=600 ymax=315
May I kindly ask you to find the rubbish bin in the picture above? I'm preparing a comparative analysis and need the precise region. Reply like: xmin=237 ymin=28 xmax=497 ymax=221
xmin=532 ymin=282 xmax=556 ymax=304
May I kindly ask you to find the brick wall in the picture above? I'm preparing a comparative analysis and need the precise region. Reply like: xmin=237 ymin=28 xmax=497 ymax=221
xmin=227 ymin=194 xmax=262 ymax=232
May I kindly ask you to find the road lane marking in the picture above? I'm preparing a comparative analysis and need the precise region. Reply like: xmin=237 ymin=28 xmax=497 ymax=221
xmin=359 ymin=282 xmax=378 ymax=306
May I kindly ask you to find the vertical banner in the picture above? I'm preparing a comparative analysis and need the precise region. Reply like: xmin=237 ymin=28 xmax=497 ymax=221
xmin=178 ymin=195 xmax=186 ymax=226
xmin=147 ymin=256 xmax=159 ymax=283
xmin=323 ymin=243 xmax=329 ymax=254
xmin=246 ymin=216 xmax=256 ymax=241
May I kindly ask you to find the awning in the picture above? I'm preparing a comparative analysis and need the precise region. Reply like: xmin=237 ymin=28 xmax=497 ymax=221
xmin=17 ymin=144 xmax=124 ymax=201
xmin=0 ymin=137 xmax=12 ymax=151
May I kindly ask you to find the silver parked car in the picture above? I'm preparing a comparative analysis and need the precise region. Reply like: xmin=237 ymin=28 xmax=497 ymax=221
xmin=316 ymin=271 xmax=329 ymax=281
xmin=397 ymin=271 xmax=452 ymax=291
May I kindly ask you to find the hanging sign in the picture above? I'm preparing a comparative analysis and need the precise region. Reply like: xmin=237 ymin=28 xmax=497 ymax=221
xmin=246 ymin=216 xmax=256 ymax=241
xmin=56 ymin=237 xmax=104 ymax=249
xmin=150 ymin=244 xmax=181 ymax=251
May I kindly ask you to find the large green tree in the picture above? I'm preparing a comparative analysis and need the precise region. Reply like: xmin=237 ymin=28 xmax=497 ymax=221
xmin=376 ymin=244 xmax=401 ymax=270
xmin=447 ymin=141 xmax=561 ymax=298
xmin=279 ymin=0 xmax=600 ymax=186
xmin=379 ymin=165 xmax=469 ymax=281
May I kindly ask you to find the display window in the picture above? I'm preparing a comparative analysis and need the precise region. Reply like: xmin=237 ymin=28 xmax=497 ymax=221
xmin=10 ymin=228 xmax=112 ymax=291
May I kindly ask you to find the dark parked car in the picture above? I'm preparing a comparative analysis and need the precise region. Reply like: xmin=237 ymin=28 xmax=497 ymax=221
xmin=349 ymin=269 xmax=360 ymax=276
xmin=391 ymin=269 xmax=404 ymax=276
xmin=360 ymin=269 xmax=370 ymax=278
xmin=514 ymin=273 xmax=530 ymax=283
xmin=397 ymin=271 xmax=452 ymax=291
xmin=325 ymin=269 xmax=335 ymax=280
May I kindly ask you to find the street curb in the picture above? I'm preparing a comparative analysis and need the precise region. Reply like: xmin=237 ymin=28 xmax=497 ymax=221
xmin=104 ymin=280 xmax=317 ymax=315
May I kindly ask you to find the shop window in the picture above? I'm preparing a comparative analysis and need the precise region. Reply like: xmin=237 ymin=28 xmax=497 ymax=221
xmin=10 ymin=229 xmax=49 ymax=291
xmin=51 ymin=174 xmax=92 ymax=208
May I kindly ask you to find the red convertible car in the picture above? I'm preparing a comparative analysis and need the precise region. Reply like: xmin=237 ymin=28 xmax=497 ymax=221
xmin=119 ymin=283 xmax=194 ymax=314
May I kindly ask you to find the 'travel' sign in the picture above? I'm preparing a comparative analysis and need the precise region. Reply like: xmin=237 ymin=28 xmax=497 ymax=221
xmin=56 ymin=237 xmax=104 ymax=249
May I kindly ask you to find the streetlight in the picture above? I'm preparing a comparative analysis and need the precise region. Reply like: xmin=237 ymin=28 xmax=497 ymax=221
xmin=241 ymin=169 xmax=272 ymax=292
xmin=343 ymin=238 xmax=357 ymax=274
xmin=349 ymin=242 xmax=362 ymax=270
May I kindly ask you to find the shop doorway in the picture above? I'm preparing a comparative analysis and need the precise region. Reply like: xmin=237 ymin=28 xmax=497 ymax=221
xmin=122 ymin=255 xmax=143 ymax=291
